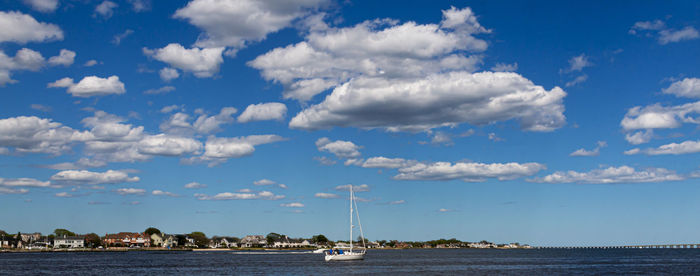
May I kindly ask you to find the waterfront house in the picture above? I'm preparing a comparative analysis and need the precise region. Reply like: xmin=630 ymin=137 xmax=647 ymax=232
xmin=151 ymin=233 xmax=178 ymax=248
xmin=53 ymin=235 xmax=85 ymax=249
xmin=184 ymin=236 xmax=196 ymax=247
xmin=210 ymin=237 xmax=238 ymax=248
xmin=103 ymin=232 xmax=151 ymax=247
xmin=239 ymin=235 xmax=266 ymax=248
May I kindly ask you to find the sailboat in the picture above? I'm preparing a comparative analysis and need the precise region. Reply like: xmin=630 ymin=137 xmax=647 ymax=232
xmin=324 ymin=185 xmax=366 ymax=261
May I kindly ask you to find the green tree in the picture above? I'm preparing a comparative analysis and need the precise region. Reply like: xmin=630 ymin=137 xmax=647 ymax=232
xmin=311 ymin=234 xmax=328 ymax=245
xmin=266 ymin=232 xmax=283 ymax=245
xmin=84 ymin=233 xmax=102 ymax=248
xmin=54 ymin=229 xmax=76 ymax=237
xmin=189 ymin=232 xmax=209 ymax=248
xmin=145 ymin=227 xmax=161 ymax=236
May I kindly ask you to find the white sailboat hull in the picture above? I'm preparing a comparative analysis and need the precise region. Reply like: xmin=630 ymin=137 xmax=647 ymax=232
xmin=324 ymin=252 xmax=365 ymax=261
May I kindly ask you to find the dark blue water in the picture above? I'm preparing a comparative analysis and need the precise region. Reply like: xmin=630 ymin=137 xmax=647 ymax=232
xmin=2 ymin=249 xmax=700 ymax=275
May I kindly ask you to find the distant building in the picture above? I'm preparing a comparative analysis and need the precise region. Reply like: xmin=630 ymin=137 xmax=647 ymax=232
xmin=103 ymin=232 xmax=151 ymax=247
xmin=151 ymin=233 xmax=178 ymax=248
xmin=239 ymin=235 xmax=266 ymax=248
xmin=210 ymin=237 xmax=238 ymax=248
xmin=54 ymin=236 xmax=85 ymax=249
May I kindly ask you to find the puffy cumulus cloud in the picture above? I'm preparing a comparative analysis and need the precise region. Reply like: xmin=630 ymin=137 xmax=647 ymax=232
xmin=314 ymin=192 xmax=339 ymax=199
xmin=562 ymin=54 xmax=592 ymax=73
xmin=95 ymin=1 xmax=118 ymax=19
xmin=662 ymin=78 xmax=700 ymax=98
xmin=280 ymin=202 xmax=304 ymax=208
xmin=249 ymin=6 xmax=490 ymax=102
xmin=152 ymin=190 xmax=179 ymax=197
xmin=160 ymin=105 xmax=182 ymax=114
xmin=144 ymin=43 xmax=224 ymax=78
xmin=0 ymin=11 xmax=63 ymax=43
xmin=394 ymin=161 xmax=546 ymax=182
xmin=0 ymin=187 xmax=29 ymax=194
xmin=159 ymin=67 xmax=179 ymax=81
xmin=630 ymin=19 xmax=699 ymax=45
xmin=160 ymin=107 xmax=237 ymax=135
xmin=0 ymin=48 xmax=46 ymax=85
xmin=195 ymin=190 xmax=284 ymax=200
xmin=115 ymin=188 xmax=146 ymax=196
xmin=184 ymin=182 xmax=207 ymax=189
xmin=174 ymin=0 xmax=328 ymax=50
xmin=530 ymin=165 xmax=686 ymax=184
xmin=361 ymin=156 xmax=415 ymax=169
xmin=290 ymin=72 xmax=566 ymax=132
xmin=254 ymin=179 xmax=276 ymax=186
xmin=629 ymin=140 xmax=700 ymax=156
xmin=187 ymin=134 xmax=285 ymax=166
xmin=570 ymin=141 xmax=607 ymax=157
xmin=0 ymin=177 xmax=51 ymax=187
xmin=237 ymin=103 xmax=287 ymax=123
xmin=620 ymin=102 xmax=700 ymax=134
xmin=48 ymin=75 xmax=126 ymax=97
xmin=335 ymin=184 xmax=369 ymax=192
xmin=137 ymin=134 xmax=202 ymax=156
xmin=315 ymin=137 xmax=361 ymax=158
xmin=50 ymin=170 xmax=140 ymax=185
xmin=625 ymin=130 xmax=653 ymax=145
xmin=23 ymin=0 xmax=59 ymax=13
xmin=0 ymin=116 xmax=89 ymax=155
xmin=48 ymin=49 xmax=76 ymax=67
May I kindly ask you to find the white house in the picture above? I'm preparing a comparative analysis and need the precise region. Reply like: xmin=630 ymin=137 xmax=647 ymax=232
xmin=239 ymin=235 xmax=266 ymax=248
xmin=54 ymin=236 xmax=84 ymax=249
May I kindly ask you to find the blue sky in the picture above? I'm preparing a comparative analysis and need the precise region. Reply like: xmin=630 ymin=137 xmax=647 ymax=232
xmin=1 ymin=0 xmax=700 ymax=246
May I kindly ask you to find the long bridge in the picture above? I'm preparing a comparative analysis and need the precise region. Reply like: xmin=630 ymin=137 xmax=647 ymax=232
xmin=536 ymin=244 xmax=700 ymax=249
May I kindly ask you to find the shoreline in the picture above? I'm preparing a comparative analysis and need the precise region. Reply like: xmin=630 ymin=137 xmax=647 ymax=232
xmin=0 ymin=247 xmax=534 ymax=253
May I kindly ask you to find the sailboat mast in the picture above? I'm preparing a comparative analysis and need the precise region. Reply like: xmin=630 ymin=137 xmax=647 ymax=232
xmin=349 ymin=186 xmax=353 ymax=252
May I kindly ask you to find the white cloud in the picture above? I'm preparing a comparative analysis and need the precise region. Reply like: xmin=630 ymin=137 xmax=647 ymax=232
xmin=389 ymin=200 xmax=406 ymax=205
xmin=289 ymin=72 xmax=566 ymax=132
xmin=254 ymin=179 xmax=276 ymax=186
xmin=565 ymin=74 xmax=588 ymax=87
xmin=173 ymin=0 xmax=328 ymax=49
xmin=662 ymin=78 xmax=700 ymax=98
xmin=137 ymin=134 xmax=202 ymax=156
xmin=30 ymin=104 xmax=51 ymax=112
xmin=23 ymin=0 xmax=59 ymax=12
xmin=335 ymin=184 xmax=369 ymax=192
xmin=280 ymin=202 xmax=304 ymax=208
xmin=625 ymin=130 xmax=653 ymax=145
xmin=195 ymin=190 xmax=284 ymax=200
xmin=0 ymin=48 xmax=46 ymax=85
xmin=0 ymin=116 xmax=88 ymax=155
xmin=127 ymin=0 xmax=150 ymax=12
xmin=313 ymin=156 xmax=336 ymax=165
xmin=144 ymin=43 xmax=224 ymax=78
xmin=630 ymin=20 xmax=699 ymax=44
xmin=160 ymin=105 xmax=182 ymax=114
xmin=620 ymin=102 xmax=700 ymax=134
xmin=563 ymin=54 xmax=592 ymax=73
xmin=144 ymin=86 xmax=175 ymax=95
xmin=50 ymin=170 xmax=139 ymax=185
xmin=490 ymin=62 xmax=517 ymax=72
xmin=0 ymin=177 xmax=51 ymax=187
xmin=152 ymin=190 xmax=179 ymax=197
xmin=48 ymin=75 xmax=126 ymax=97
xmin=570 ymin=141 xmax=607 ymax=157
xmin=112 ymin=29 xmax=134 ymax=45
xmin=159 ymin=67 xmax=180 ymax=81
xmin=0 ymin=187 xmax=29 ymax=194
xmin=160 ymin=107 xmax=239 ymax=135
xmin=48 ymin=49 xmax=76 ymax=67
xmin=115 ymin=188 xmax=146 ymax=195
xmin=249 ymin=7 xmax=490 ymax=102
xmin=361 ymin=157 xmax=414 ymax=169
xmin=184 ymin=182 xmax=207 ymax=189
xmin=278 ymin=183 xmax=287 ymax=189
xmin=488 ymin=132 xmax=504 ymax=142
xmin=55 ymin=192 xmax=75 ymax=198
xmin=394 ymin=161 xmax=546 ymax=182
xmin=314 ymin=192 xmax=339 ymax=199
xmin=658 ymin=27 xmax=699 ymax=44
xmin=0 ymin=11 xmax=63 ymax=43
xmin=315 ymin=137 xmax=362 ymax=158
xmin=623 ymin=148 xmax=641 ymax=155
xmin=188 ymin=134 xmax=285 ymax=166
xmin=530 ymin=165 xmax=686 ymax=184
xmin=95 ymin=1 xmax=118 ymax=19
xmin=633 ymin=140 xmax=700 ymax=155
xmin=237 ymin=102 xmax=287 ymax=123
xmin=84 ymin=60 xmax=99 ymax=67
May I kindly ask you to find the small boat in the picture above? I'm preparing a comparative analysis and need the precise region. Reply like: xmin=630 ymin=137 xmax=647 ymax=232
xmin=325 ymin=186 xmax=366 ymax=261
